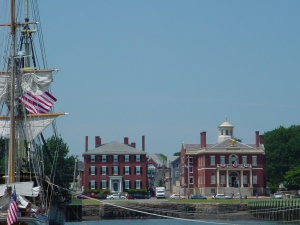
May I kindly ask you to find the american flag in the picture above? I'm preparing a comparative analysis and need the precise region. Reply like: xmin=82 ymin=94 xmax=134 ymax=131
xmin=7 ymin=188 xmax=18 ymax=225
xmin=19 ymin=91 xmax=57 ymax=114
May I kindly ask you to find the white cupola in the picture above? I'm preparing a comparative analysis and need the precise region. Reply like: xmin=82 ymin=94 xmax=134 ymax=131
xmin=218 ymin=119 xmax=234 ymax=142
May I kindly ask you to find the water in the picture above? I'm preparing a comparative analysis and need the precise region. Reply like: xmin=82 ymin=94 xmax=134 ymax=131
xmin=66 ymin=219 xmax=280 ymax=225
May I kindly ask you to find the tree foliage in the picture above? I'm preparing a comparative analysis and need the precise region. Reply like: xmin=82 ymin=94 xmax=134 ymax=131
xmin=42 ymin=135 xmax=77 ymax=189
xmin=264 ymin=125 xmax=300 ymax=191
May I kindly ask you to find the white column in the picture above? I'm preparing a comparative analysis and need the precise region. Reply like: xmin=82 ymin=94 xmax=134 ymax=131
xmin=217 ymin=169 xmax=220 ymax=187
xmin=240 ymin=170 xmax=244 ymax=187
xmin=226 ymin=170 xmax=229 ymax=187
xmin=250 ymin=169 xmax=253 ymax=187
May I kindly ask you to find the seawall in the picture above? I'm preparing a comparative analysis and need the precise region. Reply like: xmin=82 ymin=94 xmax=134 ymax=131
xmin=79 ymin=202 xmax=250 ymax=221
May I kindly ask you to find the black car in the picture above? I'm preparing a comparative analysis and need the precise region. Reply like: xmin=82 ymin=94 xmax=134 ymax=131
xmin=292 ymin=194 xmax=300 ymax=198
xmin=128 ymin=194 xmax=149 ymax=199
xmin=191 ymin=194 xmax=207 ymax=199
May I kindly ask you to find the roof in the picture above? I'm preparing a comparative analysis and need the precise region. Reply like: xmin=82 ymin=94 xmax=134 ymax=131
xmin=82 ymin=141 xmax=146 ymax=155
xmin=147 ymin=153 xmax=166 ymax=166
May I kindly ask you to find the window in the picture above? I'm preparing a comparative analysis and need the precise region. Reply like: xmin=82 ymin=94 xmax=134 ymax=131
xmin=101 ymin=155 xmax=107 ymax=162
xmin=242 ymin=156 xmax=247 ymax=164
xmin=176 ymin=163 xmax=179 ymax=168
xmin=101 ymin=166 xmax=107 ymax=175
xmin=136 ymin=180 xmax=141 ymax=189
xmin=124 ymin=155 xmax=129 ymax=162
xmin=211 ymin=174 xmax=216 ymax=184
xmin=188 ymin=157 xmax=193 ymax=164
xmin=101 ymin=180 xmax=107 ymax=189
xmin=90 ymin=166 xmax=95 ymax=175
xmin=220 ymin=156 xmax=225 ymax=165
xmin=252 ymin=156 xmax=257 ymax=166
xmin=90 ymin=180 xmax=95 ymax=189
xmin=243 ymin=174 xmax=247 ymax=185
xmin=136 ymin=166 xmax=141 ymax=175
xmin=113 ymin=155 xmax=118 ymax=162
xmin=124 ymin=166 xmax=130 ymax=175
xmin=136 ymin=155 xmax=141 ymax=162
xmin=221 ymin=130 xmax=223 ymax=135
xmin=189 ymin=166 xmax=193 ymax=173
xmin=226 ymin=130 xmax=228 ymax=135
xmin=90 ymin=155 xmax=95 ymax=162
xmin=113 ymin=166 xmax=118 ymax=175
xmin=175 ymin=171 xmax=179 ymax=177
xmin=210 ymin=156 xmax=215 ymax=166
xmin=253 ymin=174 xmax=258 ymax=184
xmin=125 ymin=180 xmax=130 ymax=189
xmin=220 ymin=174 xmax=225 ymax=185
xmin=189 ymin=177 xmax=194 ymax=184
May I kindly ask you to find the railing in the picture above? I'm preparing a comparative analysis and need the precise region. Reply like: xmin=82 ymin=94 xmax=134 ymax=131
xmin=217 ymin=164 xmax=252 ymax=169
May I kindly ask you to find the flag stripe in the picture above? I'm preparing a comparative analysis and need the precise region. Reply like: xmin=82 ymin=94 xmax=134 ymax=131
xmin=19 ymin=91 xmax=57 ymax=114
xmin=7 ymin=188 xmax=18 ymax=225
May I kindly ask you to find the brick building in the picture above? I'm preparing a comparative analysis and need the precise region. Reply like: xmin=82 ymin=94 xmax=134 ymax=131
xmin=180 ymin=120 xmax=266 ymax=197
xmin=82 ymin=136 xmax=147 ymax=193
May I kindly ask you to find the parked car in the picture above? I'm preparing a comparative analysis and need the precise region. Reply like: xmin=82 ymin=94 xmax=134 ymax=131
xmin=106 ymin=194 xmax=126 ymax=200
xmin=170 ymin=194 xmax=186 ymax=199
xmin=273 ymin=192 xmax=283 ymax=199
xmin=97 ymin=195 xmax=107 ymax=199
xmin=127 ymin=194 xmax=149 ymax=199
xmin=191 ymin=194 xmax=207 ymax=199
xmin=292 ymin=194 xmax=300 ymax=198
xmin=211 ymin=194 xmax=231 ymax=199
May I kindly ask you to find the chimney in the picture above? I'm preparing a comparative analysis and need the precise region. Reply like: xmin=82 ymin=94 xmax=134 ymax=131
xmin=124 ymin=137 xmax=129 ymax=145
xmin=131 ymin=142 xmax=136 ymax=148
xmin=85 ymin=136 xmax=88 ymax=152
xmin=142 ymin=135 xmax=145 ymax=151
xmin=255 ymin=131 xmax=260 ymax=147
xmin=203 ymin=132 xmax=206 ymax=147
xmin=259 ymin=135 xmax=264 ymax=145
xmin=200 ymin=132 xmax=203 ymax=148
xmin=95 ymin=136 xmax=101 ymax=147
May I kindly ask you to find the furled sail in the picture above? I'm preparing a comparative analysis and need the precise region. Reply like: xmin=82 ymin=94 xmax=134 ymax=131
xmin=0 ymin=113 xmax=65 ymax=141
xmin=21 ymin=71 xmax=53 ymax=96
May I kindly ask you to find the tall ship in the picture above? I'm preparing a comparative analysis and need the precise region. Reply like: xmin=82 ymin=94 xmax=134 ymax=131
xmin=0 ymin=0 xmax=67 ymax=225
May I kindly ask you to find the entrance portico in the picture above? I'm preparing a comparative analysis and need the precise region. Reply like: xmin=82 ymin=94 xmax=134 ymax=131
xmin=109 ymin=176 xmax=123 ymax=193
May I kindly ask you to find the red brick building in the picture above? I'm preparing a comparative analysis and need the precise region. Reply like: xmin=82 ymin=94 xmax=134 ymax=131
xmin=82 ymin=136 xmax=147 ymax=193
xmin=180 ymin=120 xmax=266 ymax=197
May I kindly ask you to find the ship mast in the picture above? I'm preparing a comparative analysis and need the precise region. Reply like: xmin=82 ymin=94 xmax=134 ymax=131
xmin=8 ymin=0 xmax=16 ymax=184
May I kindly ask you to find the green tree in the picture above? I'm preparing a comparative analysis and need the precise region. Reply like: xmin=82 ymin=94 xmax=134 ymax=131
xmin=264 ymin=125 xmax=300 ymax=191
xmin=284 ymin=165 xmax=300 ymax=190
xmin=173 ymin=152 xmax=180 ymax=156
xmin=42 ymin=135 xmax=77 ymax=189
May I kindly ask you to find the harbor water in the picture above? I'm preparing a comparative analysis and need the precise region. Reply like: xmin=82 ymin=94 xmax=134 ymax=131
xmin=66 ymin=218 xmax=281 ymax=225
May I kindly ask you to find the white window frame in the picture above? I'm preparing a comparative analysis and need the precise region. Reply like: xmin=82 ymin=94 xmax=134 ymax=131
xmin=252 ymin=156 xmax=257 ymax=166
xmin=220 ymin=156 xmax=225 ymax=165
xmin=124 ymin=166 xmax=130 ymax=175
xmin=136 ymin=180 xmax=141 ymax=189
xmin=136 ymin=166 xmax=141 ymax=175
xmin=101 ymin=166 xmax=107 ymax=175
xmin=90 ymin=180 xmax=95 ymax=189
xmin=102 ymin=155 xmax=107 ymax=162
xmin=210 ymin=156 xmax=215 ymax=166
xmin=90 ymin=155 xmax=95 ymax=162
xmin=113 ymin=166 xmax=118 ymax=175
xmin=189 ymin=165 xmax=193 ymax=173
xmin=175 ymin=171 xmax=180 ymax=177
xmin=113 ymin=155 xmax=118 ymax=162
xmin=101 ymin=180 xmax=107 ymax=189
xmin=253 ymin=174 xmax=258 ymax=184
xmin=125 ymin=180 xmax=130 ymax=189
xmin=188 ymin=157 xmax=193 ymax=164
xmin=136 ymin=155 xmax=141 ymax=162
xmin=211 ymin=174 xmax=216 ymax=184
xmin=90 ymin=166 xmax=95 ymax=175
xmin=242 ymin=156 xmax=247 ymax=164
xmin=189 ymin=176 xmax=194 ymax=184
xmin=125 ymin=155 xmax=129 ymax=162
xmin=220 ymin=174 xmax=225 ymax=185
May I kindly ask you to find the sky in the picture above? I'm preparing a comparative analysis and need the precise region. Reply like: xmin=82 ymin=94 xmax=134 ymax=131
xmin=26 ymin=0 xmax=300 ymax=159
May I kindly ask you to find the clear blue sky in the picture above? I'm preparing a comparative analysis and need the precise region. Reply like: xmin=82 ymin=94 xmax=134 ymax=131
xmin=38 ymin=0 xmax=300 ymax=159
